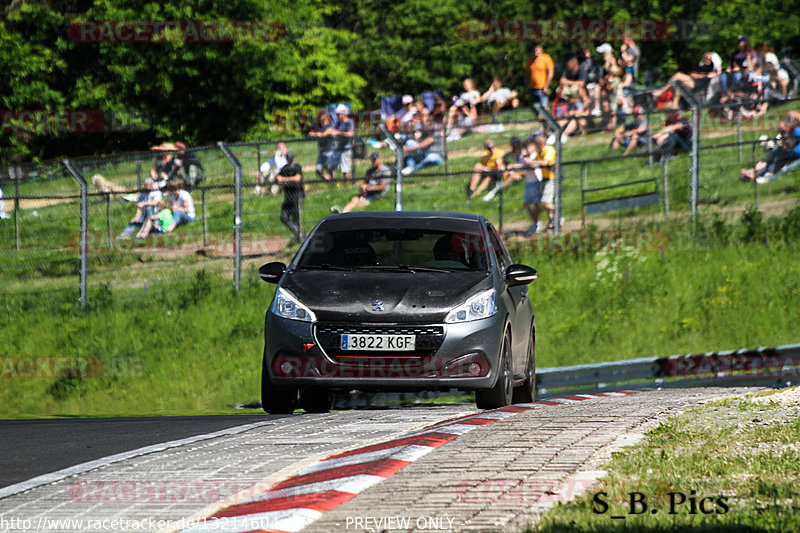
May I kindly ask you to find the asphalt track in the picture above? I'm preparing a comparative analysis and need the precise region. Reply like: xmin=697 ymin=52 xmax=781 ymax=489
xmin=0 ymin=415 xmax=277 ymax=489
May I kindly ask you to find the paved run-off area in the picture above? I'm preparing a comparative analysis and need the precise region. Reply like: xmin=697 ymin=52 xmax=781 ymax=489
xmin=0 ymin=388 xmax=760 ymax=532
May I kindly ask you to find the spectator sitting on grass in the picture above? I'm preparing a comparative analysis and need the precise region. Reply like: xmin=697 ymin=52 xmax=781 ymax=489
xmin=482 ymin=136 xmax=526 ymax=201
xmin=118 ymin=178 xmax=162 ymax=240
xmin=136 ymin=199 xmax=173 ymax=240
xmin=166 ymin=181 xmax=195 ymax=232
xmin=609 ymin=106 xmax=649 ymax=155
xmin=465 ymin=140 xmax=505 ymax=201
xmin=740 ymin=127 xmax=800 ymax=183
xmin=334 ymin=153 xmax=392 ymax=213
xmin=446 ymin=78 xmax=480 ymax=139
xmin=653 ymin=108 xmax=692 ymax=162
xmin=150 ymin=142 xmax=179 ymax=189
xmin=558 ymin=56 xmax=591 ymax=107
xmin=401 ymin=124 xmax=445 ymax=175
xmin=477 ymin=77 xmax=519 ymax=120
xmin=650 ymin=52 xmax=720 ymax=108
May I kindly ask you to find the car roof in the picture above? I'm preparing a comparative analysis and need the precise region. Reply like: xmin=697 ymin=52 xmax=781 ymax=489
xmin=323 ymin=211 xmax=486 ymax=224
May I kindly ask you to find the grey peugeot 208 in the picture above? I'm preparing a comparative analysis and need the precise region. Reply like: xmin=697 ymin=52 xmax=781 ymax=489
xmin=258 ymin=211 xmax=537 ymax=413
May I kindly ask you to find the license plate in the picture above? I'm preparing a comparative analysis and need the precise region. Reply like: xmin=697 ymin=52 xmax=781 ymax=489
xmin=341 ymin=334 xmax=415 ymax=351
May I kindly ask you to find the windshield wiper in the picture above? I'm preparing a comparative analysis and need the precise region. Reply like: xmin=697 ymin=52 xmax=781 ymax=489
xmin=352 ymin=264 xmax=453 ymax=273
xmin=300 ymin=264 xmax=352 ymax=271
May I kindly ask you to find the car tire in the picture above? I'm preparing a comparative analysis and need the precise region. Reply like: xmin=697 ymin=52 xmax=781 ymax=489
xmin=261 ymin=357 xmax=297 ymax=414
xmin=300 ymin=387 xmax=332 ymax=413
xmin=512 ymin=330 xmax=536 ymax=404
xmin=475 ymin=331 xmax=513 ymax=409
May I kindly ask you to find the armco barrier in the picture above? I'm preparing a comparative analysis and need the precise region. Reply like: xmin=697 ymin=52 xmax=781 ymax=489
xmin=536 ymin=343 xmax=800 ymax=395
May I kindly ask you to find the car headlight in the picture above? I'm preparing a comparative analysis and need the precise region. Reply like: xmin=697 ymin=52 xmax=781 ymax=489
xmin=271 ymin=287 xmax=316 ymax=322
xmin=445 ymin=289 xmax=497 ymax=323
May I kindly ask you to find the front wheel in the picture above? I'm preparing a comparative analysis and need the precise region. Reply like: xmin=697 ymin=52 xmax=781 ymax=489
xmin=261 ymin=357 xmax=297 ymax=414
xmin=475 ymin=332 xmax=513 ymax=409
xmin=512 ymin=330 xmax=535 ymax=404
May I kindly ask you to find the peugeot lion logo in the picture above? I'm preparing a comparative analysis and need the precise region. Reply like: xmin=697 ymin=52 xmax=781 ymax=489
xmin=372 ymin=300 xmax=384 ymax=312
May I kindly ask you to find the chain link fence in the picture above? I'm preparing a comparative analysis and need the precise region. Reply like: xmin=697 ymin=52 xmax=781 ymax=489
xmin=2 ymin=95 xmax=799 ymax=304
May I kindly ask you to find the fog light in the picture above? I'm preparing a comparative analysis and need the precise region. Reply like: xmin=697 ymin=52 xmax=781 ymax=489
xmin=469 ymin=362 xmax=481 ymax=376
xmin=280 ymin=361 xmax=293 ymax=375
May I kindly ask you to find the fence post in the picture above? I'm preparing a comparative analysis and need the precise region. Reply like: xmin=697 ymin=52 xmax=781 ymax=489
xmin=379 ymin=124 xmax=404 ymax=211
xmin=63 ymin=160 xmax=88 ymax=308
xmin=10 ymin=167 xmax=21 ymax=251
xmin=534 ymin=104 xmax=563 ymax=235
xmin=201 ymin=188 xmax=208 ymax=247
xmin=580 ymin=162 xmax=587 ymax=228
xmin=217 ymin=142 xmax=242 ymax=291
xmin=106 ymin=193 xmax=113 ymax=250
xmin=662 ymin=159 xmax=669 ymax=217
xmin=136 ymin=158 xmax=142 ymax=189
xmin=736 ymin=115 xmax=742 ymax=163
xmin=670 ymin=81 xmax=701 ymax=232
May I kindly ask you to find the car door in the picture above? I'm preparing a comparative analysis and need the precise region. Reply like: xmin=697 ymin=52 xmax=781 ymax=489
xmin=485 ymin=222 xmax=531 ymax=376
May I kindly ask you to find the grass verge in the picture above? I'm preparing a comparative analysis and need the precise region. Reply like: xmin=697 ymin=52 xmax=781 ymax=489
xmin=534 ymin=387 xmax=800 ymax=532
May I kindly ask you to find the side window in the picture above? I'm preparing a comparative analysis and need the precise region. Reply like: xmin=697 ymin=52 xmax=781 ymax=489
xmin=485 ymin=223 xmax=510 ymax=271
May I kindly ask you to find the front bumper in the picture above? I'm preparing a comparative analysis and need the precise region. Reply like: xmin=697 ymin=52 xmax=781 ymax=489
xmin=263 ymin=312 xmax=506 ymax=391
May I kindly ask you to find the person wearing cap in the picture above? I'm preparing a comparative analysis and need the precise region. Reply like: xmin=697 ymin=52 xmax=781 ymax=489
xmin=466 ymin=140 xmax=505 ymax=201
xmin=276 ymin=151 xmax=305 ymax=243
xmin=150 ymin=142 xmax=179 ymax=189
xmin=522 ymin=132 xmax=556 ymax=234
xmin=333 ymin=104 xmax=355 ymax=182
xmin=399 ymin=95 xmax=417 ymax=125
xmin=525 ymin=43 xmax=555 ymax=111
xmin=335 ymin=152 xmax=392 ymax=213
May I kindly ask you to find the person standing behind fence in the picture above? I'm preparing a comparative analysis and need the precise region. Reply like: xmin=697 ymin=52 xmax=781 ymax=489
xmin=166 ymin=181 xmax=196 ymax=232
xmin=0 ymin=186 xmax=9 ymax=219
xmin=277 ymin=152 xmax=305 ymax=244
xmin=310 ymin=110 xmax=338 ymax=181
xmin=525 ymin=43 xmax=555 ymax=111
xmin=522 ymin=132 xmax=556 ymax=234
xmin=334 ymin=104 xmax=355 ymax=183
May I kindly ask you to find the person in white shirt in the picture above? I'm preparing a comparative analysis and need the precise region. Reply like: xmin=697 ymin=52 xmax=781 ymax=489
xmin=255 ymin=142 xmax=288 ymax=195
xmin=166 ymin=181 xmax=196 ymax=232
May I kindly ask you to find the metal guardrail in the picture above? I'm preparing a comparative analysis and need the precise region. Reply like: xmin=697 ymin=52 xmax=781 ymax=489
xmin=536 ymin=343 xmax=800 ymax=395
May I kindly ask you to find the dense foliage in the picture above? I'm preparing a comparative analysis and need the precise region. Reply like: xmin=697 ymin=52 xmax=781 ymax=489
xmin=2 ymin=0 xmax=798 ymax=161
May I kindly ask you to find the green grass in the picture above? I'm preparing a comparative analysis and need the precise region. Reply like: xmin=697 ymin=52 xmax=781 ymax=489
xmin=1 ymin=208 xmax=799 ymax=417
xmin=533 ymin=389 xmax=800 ymax=532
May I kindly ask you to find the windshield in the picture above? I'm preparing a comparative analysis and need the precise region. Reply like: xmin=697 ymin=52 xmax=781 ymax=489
xmin=296 ymin=226 xmax=490 ymax=271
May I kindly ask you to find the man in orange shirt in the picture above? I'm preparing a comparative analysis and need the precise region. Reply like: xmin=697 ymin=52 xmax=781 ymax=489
xmin=525 ymin=43 xmax=555 ymax=110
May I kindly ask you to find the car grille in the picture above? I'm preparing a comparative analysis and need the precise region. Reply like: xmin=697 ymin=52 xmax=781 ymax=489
xmin=314 ymin=323 xmax=444 ymax=361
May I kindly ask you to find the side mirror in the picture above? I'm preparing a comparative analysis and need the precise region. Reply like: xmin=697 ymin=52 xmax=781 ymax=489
xmin=258 ymin=262 xmax=286 ymax=284
xmin=506 ymin=264 xmax=537 ymax=286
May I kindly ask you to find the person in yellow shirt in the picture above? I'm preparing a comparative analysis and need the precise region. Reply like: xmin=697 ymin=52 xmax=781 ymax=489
xmin=522 ymin=132 xmax=556 ymax=233
xmin=466 ymin=140 xmax=505 ymax=200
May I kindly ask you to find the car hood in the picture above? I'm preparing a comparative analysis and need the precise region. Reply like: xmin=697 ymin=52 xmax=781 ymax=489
xmin=281 ymin=269 xmax=493 ymax=322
